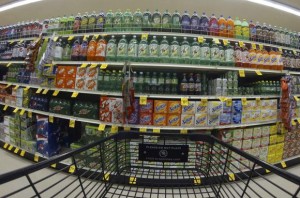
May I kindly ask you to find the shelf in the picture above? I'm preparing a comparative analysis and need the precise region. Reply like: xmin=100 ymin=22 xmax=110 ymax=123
xmin=286 ymin=71 xmax=300 ymax=76
xmin=0 ymin=61 xmax=26 ymax=65
xmin=0 ymin=80 xmax=280 ymax=99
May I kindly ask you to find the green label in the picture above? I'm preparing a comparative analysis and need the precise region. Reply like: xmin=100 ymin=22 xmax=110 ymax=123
xmin=149 ymin=43 xmax=159 ymax=57
xmin=128 ymin=43 xmax=138 ymax=57
xmin=138 ymin=44 xmax=148 ymax=57
xmin=170 ymin=44 xmax=180 ymax=58
xmin=181 ymin=45 xmax=191 ymax=58
xmin=160 ymin=44 xmax=169 ymax=57
xmin=200 ymin=47 xmax=210 ymax=59
xmin=191 ymin=46 xmax=200 ymax=58
xmin=117 ymin=43 xmax=127 ymax=56
xmin=106 ymin=43 xmax=116 ymax=56
xmin=211 ymin=47 xmax=220 ymax=60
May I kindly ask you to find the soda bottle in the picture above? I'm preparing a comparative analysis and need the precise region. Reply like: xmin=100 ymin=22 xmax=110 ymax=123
xmin=248 ymin=44 xmax=257 ymax=68
xmin=170 ymin=37 xmax=180 ymax=64
xmin=227 ymin=16 xmax=235 ymax=38
xmin=199 ymin=12 xmax=209 ymax=35
xmin=95 ymin=11 xmax=105 ymax=32
xmin=132 ymin=70 xmax=137 ymax=91
xmin=116 ymin=70 xmax=124 ymax=92
xmin=71 ymin=38 xmax=81 ymax=61
xmin=117 ymin=35 xmax=128 ymax=62
xmin=191 ymin=11 xmax=200 ymax=34
xmin=171 ymin=10 xmax=181 ymax=32
xmin=181 ymin=37 xmax=191 ymax=64
xmin=87 ymin=11 xmax=97 ymax=32
xmin=162 ymin=10 xmax=172 ymax=32
xmin=66 ymin=14 xmax=74 ymax=34
xmin=262 ymin=47 xmax=270 ymax=70
xmin=109 ymin=70 xmax=117 ymax=91
xmin=150 ymin=72 xmax=158 ymax=94
xmin=127 ymin=35 xmax=138 ymax=62
xmin=157 ymin=72 xmax=165 ymax=94
xmin=136 ymin=71 xmax=144 ymax=93
xmin=249 ymin=20 xmax=256 ymax=41
xmin=274 ymin=26 xmax=280 ymax=45
xmin=142 ymin=9 xmax=152 ymax=31
xmin=277 ymin=50 xmax=284 ymax=71
xmin=269 ymin=25 xmax=275 ymax=44
xmin=279 ymin=27 xmax=285 ymax=45
xmin=80 ymin=38 xmax=88 ymax=61
xmin=194 ymin=73 xmax=201 ymax=95
xmin=87 ymin=36 xmax=97 ymax=61
xmin=296 ymin=52 xmax=300 ymax=71
xmin=181 ymin=11 xmax=191 ymax=33
xmin=209 ymin=14 xmax=219 ymax=36
xmin=152 ymin=9 xmax=161 ymax=32
xmin=80 ymin=12 xmax=89 ymax=33
xmin=285 ymin=29 xmax=291 ymax=46
xmin=138 ymin=36 xmax=149 ymax=62
xmin=102 ymin=70 xmax=111 ymax=91
xmin=144 ymin=72 xmax=151 ymax=93
xmin=188 ymin=73 xmax=195 ymax=95
xmin=73 ymin=13 xmax=82 ymax=33
xmin=262 ymin=23 xmax=269 ymax=43
xmin=59 ymin=15 xmax=68 ymax=34
xmin=171 ymin=73 xmax=178 ymax=94
xmin=106 ymin=35 xmax=117 ymax=61
xmin=164 ymin=73 xmax=171 ymax=94
xmin=97 ymin=70 xmax=105 ymax=91
xmin=105 ymin=10 xmax=114 ymax=32
xmin=234 ymin=17 xmax=242 ymax=39
xmin=180 ymin=73 xmax=188 ymax=95
xmin=256 ymin=48 xmax=264 ymax=69
xmin=290 ymin=51 xmax=296 ymax=70
xmin=269 ymin=48 xmax=277 ymax=70
xmin=159 ymin=36 xmax=170 ymax=63
xmin=241 ymin=44 xmax=249 ymax=68
xmin=191 ymin=37 xmax=200 ymax=65
xmin=53 ymin=17 xmax=60 ymax=33
xmin=123 ymin=9 xmax=133 ymax=31
xmin=54 ymin=39 xmax=63 ymax=61
xmin=149 ymin=36 xmax=159 ymax=62
xmin=234 ymin=43 xmax=242 ymax=67
xmin=200 ymin=39 xmax=210 ymax=65
xmin=225 ymin=43 xmax=234 ymax=66
xmin=218 ymin=15 xmax=227 ymax=37
xmin=133 ymin=9 xmax=143 ymax=31
xmin=255 ymin=22 xmax=262 ymax=42
xmin=241 ymin=19 xmax=249 ymax=40
xmin=113 ymin=10 xmax=123 ymax=31
xmin=210 ymin=40 xmax=220 ymax=66
xmin=219 ymin=44 xmax=225 ymax=66
xmin=95 ymin=36 xmax=107 ymax=61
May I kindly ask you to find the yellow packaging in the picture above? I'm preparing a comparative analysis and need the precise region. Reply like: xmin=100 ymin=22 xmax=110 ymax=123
xmin=244 ymin=101 xmax=256 ymax=111
xmin=208 ymin=101 xmax=222 ymax=115
xmin=276 ymin=135 xmax=285 ymax=143
xmin=260 ymin=100 xmax=269 ymax=110
xmin=195 ymin=101 xmax=208 ymax=114
xmin=269 ymin=99 xmax=277 ymax=110
xmin=268 ymin=145 xmax=277 ymax=155
xmin=181 ymin=114 xmax=195 ymax=126
xmin=269 ymin=125 xmax=277 ymax=135
xmin=269 ymin=135 xmax=277 ymax=145
xmin=242 ymin=112 xmax=251 ymax=124
xmin=195 ymin=113 xmax=207 ymax=126
xmin=276 ymin=143 xmax=284 ymax=153
xmin=267 ymin=153 xmax=276 ymax=164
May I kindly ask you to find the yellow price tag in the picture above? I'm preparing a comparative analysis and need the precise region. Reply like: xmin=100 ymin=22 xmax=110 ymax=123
xmin=223 ymin=39 xmax=229 ymax=46
xmin=94 ymin=34 xmax=100 ymax=39
xmin=100 ymin=63 xmax=108 ymax=69
xmin=239 ymin=70 xmax=245 ymax=77
xmin=111 ymin=125 xmax=118 ymax=133
xmin=20 ymin=109 xmax=26 ymax=116
xmin=13 ymin=85 xmax=19 ymax=90
xmin=226 ymin=98 xmax=232 ymax=106
xmin=238 ymin=41 xmax=244 ymax=47
xmin=5 ymin=83 xmax=12 ymax=88
xmin=153 ymin=128 xmax=160 ymax=133
xmin=83 ymin=35 xmax=89 ymax=40
xmin=139 ymin=96 xmax=147 ymax=105
xmin=8 ymin=145 xmax=13 ymax=150
xmin=3 ymin=105 xmax=8 ymax=111
xmin=281 ymin=161 xmax=287 ymax=168
xmin=69 ymin=165 xmax=76 ymax=173
xmin=36 ymin=88 xmax=43 ymax=94
xmin=218 ymin=97 xmax=227 ymax=102
xmin=198 ymin=36 xmax=204 ymax=43
xmin=3 ymin=143 xmax=8 ymax=149
xmin=28 ymin=111 xmax=32 ymax=118
xmin=241 ymin=98 xmax=247 ymax=106
xmin=124 ymin=126 xmax=131 ymax=131
xmin=51 ymin=164 xmax=57 ymax=168
xmin=200 ymin=98 xmax=208 ymax=107
xmin=20 ymin=150 xmax=26 ymax=157
xmin=266 ymin=169 xmax=270 ymax=173
xmin=13 ymin=108 xmax=19 ymax=113
xmin=294 ymin=96 xmax=299 ymax=101
xmin=181 ymin=97 xmax=189 ymax=106
xmin=90 ymin=63 xmax=97 ymax=68
xmin=42 ymin=89 xmax=49 ymax=95
xmin=34 ymin=154 xmax=39 ymax=162
xmin=6 ymin=62 xmax=12 ymax=67
xmin=129 ymin=177 xmax=137 ymax=184
xmin=53 ymin=90 xmax=59 ymax=96
xmin=14 ymin=147 xmax=19 ymax=153
xmin=80 ymin=63 xmax=88 ymax=68
xmin=49 ymin=116 xmax=54 ymax=123
xmin=255 ymin=70 xmax=262 ymax=76
xmin=213 ymin=38 xmax=220 ymax=44
xmin=24 ymin=86 xmax=30 ymax=91
xmin=98 ymin=124 xmax=106 ymax=131
xmin=229 ymin=173 xmax=235 ymax=181
xmin=297 ymin=118 xmax=300 ymax=123
xmin=69 ymin=119 xmax=75 ymax=128
xmin=256 ymin=97 xmax=261 ymax=102
xmin=292 ymin=120 xmax=297 ymax=126
xmin=251 ymin=43 xmax=256 ymax=50
xmin=278 ymin=47 xmax=282 ymax=52
xmin=71 ymin=92 xmax=79 ymax=98
xmin=293 ymin=50 xmax=297 ymax=55
xmin=139 ymin=128 xmax=147 ymax=132
xmin=68 ymin=36 xmax=74 ymax=41
xmin=141 ymin=33 xmax=148 ymax=40
xmin=259 ymin=44 xmax=263 ymax=50
xmin=194 ymin=176 xmax=201 ymax=185
xmin=180 ymin=129 xmax=188 ymax=134
xmin=53 ymin=37 xmax=59 ymax=42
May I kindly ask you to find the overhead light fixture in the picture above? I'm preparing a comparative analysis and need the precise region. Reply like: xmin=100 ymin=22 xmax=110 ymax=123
xmin=246 ymin=0 xmax=300 ymax=17
xmin=0 ymin=0 xmax=43 ymax=12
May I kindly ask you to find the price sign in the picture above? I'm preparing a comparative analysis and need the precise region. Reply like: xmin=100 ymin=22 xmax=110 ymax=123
xmin=69 ymin=119 xmax=75 ymax=128
xmin=198 ymin=36 xmax=204 ymax=43
xmin=98 ymin=124 xmax=106 ymax=131
xmin=229 ymin=173 xmax=235 ymax=181
xmin=124 ymin=127 xmax=131 ymax=131
xmin=223 ymin=39 xmax=229 ymax=46
xmin=71 ymin=92 xmax=79 ymax=98
xmin=139 ymin=128 xmax=147 ymax=132
xmin=13 ymin=85 xmax=19 ymax=90
xmin=24 ymin=86 xmax=30 ymax=91
xmin=42 ymin=89 xmax=49 ymax=95
xmin=281 ymin=161 xmax=287 ymax=168
xmin=6 ymin=62 xmax=12 ymax=67
xmin=36 ymin=88 xmax=43 ymax=94
xmin=153 ymin=128 xmax=160 ymax=133
xmin=28 ymin=111 xmax=32 ymax=118
xmin=141 ymin=33 xmax=148 ymax=40
xmin=213 ymin=38 xmax=220 ymax=44
xmin=294 ymin=96 xmax=299 ymax=101
xmin=251 ymin=43 xmax=257 ymax=49
xmin=19 ymin=109 xmax=26 ymax=116
xmin=49 ymin=116 xmax=54 ymax=123
xmin=20 ymin=150 xmax=26 ymax=157
xmin=3 ymin=105 xmax=8 ymax=111
xmin=241 ymin=98 xmax=247 ymax=106
xmin=53 ymin=37 xmax=59 ymax=42
xmin=111 ymin=125 xmax=118 ymax=133
xmin=8 ymin=145 xmax=13 ymax=150
xmin=69 ymin=165 xmax=76 ymax=173
xmin=239 ymin=70 xmax=245 ymax=77
xmin=13 ymin=108 xmax=19 ymax=113
xmin=181 ymin=97 xmax=189 ymax=106
xmin=14 ymin=147 xmax=19 ymax=154
xmin=3 ymin=143 xmax=8 ymax=149
xmin=226 ymin=98 xmax=232 ymax=106
xmin=139 ymin=96 xmax=147 ymax=105
xmin=53 ymin=90 xmax=59 ymax=96
xmin=255 ymin=70 xmax=262 ymax=76
xmin=238 ymin=41 xmax=244 ymax=47
xmin=180 ymin=129 xmax=188 ymax=134
xmin=94 ymin=34 xmax=100 ymax=39
xmin=51 ymin=164 xmax=57 ymax=168
xmin=200 ymin=98 xmax=208 ymax=106
xmin=34 ymin=154 xmax=39 ymax=162
xmin=68 ymin=36 xmax=74 ymax=41
xmin=90 ymin=63 xmax=98 ymax=68
xmin=80 ymin=63 xmax=88 ymax=68
xmin=259 ymin=44 xmax=263 ymax=50
xmin=100 ymin=63 xmax=108 ymax=69
xmin=256 ymin=97 xmax=261 ymax=103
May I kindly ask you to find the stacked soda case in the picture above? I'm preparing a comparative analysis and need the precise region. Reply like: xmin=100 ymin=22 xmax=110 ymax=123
xmin=283 ymin=125 xmax=300 ymax=159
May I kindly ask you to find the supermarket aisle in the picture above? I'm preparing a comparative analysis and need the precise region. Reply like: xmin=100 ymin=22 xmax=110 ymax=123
xmin=0 ymin=149 xmax=299 ymax=197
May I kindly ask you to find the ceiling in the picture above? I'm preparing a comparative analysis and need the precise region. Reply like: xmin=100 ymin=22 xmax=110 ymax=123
xmin=274 ymin=0 xmax=300 ymax=9
xmin=0 ymin=0 xmax=16 ymax=6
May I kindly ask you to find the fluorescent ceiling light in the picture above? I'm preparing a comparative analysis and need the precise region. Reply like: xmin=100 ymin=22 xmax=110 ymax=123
xmin=0 ymin=0 xmax=43 ymax=12
xmin=246 ymin=0 xmax=300 ymax=17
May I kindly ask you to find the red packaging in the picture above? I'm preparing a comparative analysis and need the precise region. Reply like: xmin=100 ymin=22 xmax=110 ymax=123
xmin=75 ymin=78 xmax=85 ymax=90
xmin=86 ymin=67 xmax=98 ymax=79
xmin=154 ymin=100 xmax=168 ymax=113
xmin=100 ymin=96 xmax=123 ymax=113
xmin=99 ymin=110 xmax=112 ymax=122
xmin=153 ymin=113 xmax=167 ymax=126
xmin=139 ymin=99 xmax=154 ymax=113
xmin=139 ymin=113 xmax=153 ymax=125
xmin=65 ymin=66 xmax=77 ymax=78
xmin=76 ymin=67 xmax=86 ymax=78
xmin=56 ymin=66 xmax=66 ymax=77
xmin=64 ymin=77 xmax=75 ymax=89
xmin=55 ymin=77 xmax=65 ymax=88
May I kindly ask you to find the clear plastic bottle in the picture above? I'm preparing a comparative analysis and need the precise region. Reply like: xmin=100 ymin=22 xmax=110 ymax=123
xmin=181 ymin=11 xmax=191 ymax=33
xmin=191 ymin=38 xmax=200 ymax=65
xmin=171 ymin=10 xmax=181 ymax=32
xmin=159 ymin=36 xmax=170 ymax=63
xmin=133 ymin=9 xmax=142 ymax=31
xmin=127 ymin=35 xmax=138 ymax=62
xmin=170 ymin=37 xmax=180 ymax=64
xmin=149 ymin=36 xmax=159 ymax=62
xmin=138 ymin=36 xmax=149 ymax=62
xmin=142 ymin=9 xmax=152 ymax=31
xmin=241 ymin=19 xmax=249 ymax=40
xmin=180 ymin=37 xmax=191 ymax=64
xmin=113 ymin=10 xmax=123 ymax=31
xmin=152 ymin=9 xmax=161 ymax=32
xmin=200 ymin=39 xmax=210 ymax=65
xmin=117 ymin=35 xmax=128 ymax=62
xmin=162 ymin=10 xmax=172 ymax=32
xmin=105 ymin=10 xmax=114 ymax=32
xmin=210 ymin=41 xmax=220 ymax=66
xmin=87 ymin=11 xmax=97 ymax=32
xmin=106 ymin=35 xmax=117 ymax=61
xmin=157 ymin=72 xmax=165 ymax=94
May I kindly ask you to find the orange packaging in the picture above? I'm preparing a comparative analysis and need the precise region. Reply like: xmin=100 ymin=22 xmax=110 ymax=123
xmin=139 ymin=113 xmax=153 ymax=125
xmin=99 ymin=110 xmax=112 ymax=122
xmin=167 ymin=101 xmax=182 ymax=114
xmin=269 ymin=48 xmax=277 ymax=71
xmin=249 ymin=46 xmax=257 ymax=68
xmin=65 ymin=66 xmax=77 ymax=78
xmin=100 ymin=96 xmax=110 ymax=111
xmin=139 ymin=99 xmax=154 ymax=113
xmin=64 ymin=77 xmax=75 ymax=89
xmin=55 ymin=77 xmax=65 ymax=88
xmin=262 ymin=48 xmax=270 ymax=70
xmin=95 ymin=38 xmax=107 ymax=61
xmin=218 ymin=15 xmax=227 ymax=37
xmin=167 ymin=114 xmax=181 ymax=126
xmin=87 ymin=37 xmax=97 ymax=61
xmin=76 ymin=67 xmax=86 ymax=78
xmin=227 ymin=16 xmax=235 ymax=38
xmin=153 ymin=113 xmax=167 ymax=126
xmin=75 ymin=78 xmax=85 ymax=90
xmin=154 ymin=100 xmax=168 ymax=113
xmin=86 ymin=67 xmax=98 ymax=79
xmin=85 ymin=78 xmax=97 ymax=91
xmin=256 ymin=49 xmax=264 ymax=69
xmin=56 ymin=66 xmax=66 ymax=77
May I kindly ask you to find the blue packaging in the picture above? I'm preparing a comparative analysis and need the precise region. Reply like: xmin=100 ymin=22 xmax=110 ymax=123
xmin=36 ymin=115 xmax=48 ymax=137
xmin=232 ymin=100 xmax=243 ymax=113
xmin=220 ymin=113 xmax=231 ymax=125
xmin=128 ymin=111 xmax=139 ymax=124
xmin=37 ymin=133 xmax=61 ymax=157
xmin=232 ymin=113 xmax=242 ymax=124
xmin=223 ymin=102 xmax=232 ymax=113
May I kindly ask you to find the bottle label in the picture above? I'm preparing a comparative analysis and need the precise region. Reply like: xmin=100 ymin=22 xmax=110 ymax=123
xmin=170 ymin=44 xmax=180 ymax=57
xmin=263 ymin=54 xmax=270 ymax=65
xmin=195 ymin=82 xmax=201 ymax=92
xmin=209 ymin=20 xmax=218 ymax=32
xmin=106 ymin=43 xmax=116 ymax=56
xmin=241 ymin=51 xmax=249 ymax=63
xmin=158 ymin=77 xmax=164 ymax=84
xmin=149 ymin=43 xmax=159 ymax=57
xmin=191 ymin=46 xmax=200 ymax=58
xmin=200 ymin=46 xmax=210 ymax=59
xmin=219 ymin=24 xmax=226 ymax=31
xmin=88 ymin=17 xmax=96 ymax=26
xmin=257 ymin=53 xmax=264 ymax=64
xmin=219 ymin=50 xmax=225 ymax=62
xmin=235 ymin=50 xmax=242 ymax=62
xmin=117 ymin=43 xmax=127 ymax=57
xmin=191 ymin=18 xmax=199 ymax=30
xmin=134 ymin=16 xmax=142 ymax=25
xmin=96 ymin=17 xmax=105 ymax=28
xmin=145 ymin=77 xmax=151 ymax=83
xmin=165 ymin=78 xmax=171 ymax=84
xmin=249 ymin=52 xmax=257 ymax=64
xmin=138 ymin=43 xmax=148 ymax=57
xmin=143 ymin=14 xmax=150 ymax=24
xmin=172 ymin=78 xmax=178 ymax=84
xmin=211 ymin=47 xmax=220 ymax=60
xmin=181 ymin=45 xmax=190 ymax=58
xmin=81 ymin=17 xmax=88 ymax=26
xmin=250 ymin=27 xmax=256 ymax=36
xmin=151 ymin=77 xmax=157 ymax=85
xmin=172 ymin=16 xmax=180 ymax=25
xmin=124 ymin=16 xmax=131 ymax=25
xmin=225 ymin=49 xmax=234 ymax=62
xmin=71 ymin=44 xmax=81 ymax=56
xmin=242 ymin=27 xmax=249 ymax=37
xmin=235 ymin=26 xmax=242 ymax=36
xmin=73 ymin=19 xmax=80 ymax=31
xmin=200 ymin=18 xmax=209 ymax=31
xmin=96 ymin=43 xmax=106 ymax=57
xmin=181 ymin=16 xmax=190 ymax=27
xmin=128 ymin=43 xmax=138 ymax=57
xmin=114 ymin=17 xmax=122 ymax=25
xmin=54 ymin=47 xmax=63 ymax=59
xmin=160 ymin=44 xmax=169 ymax=57
xmin=153 ymin=15 xmax=161 ymax=24
xmin=162 ymin=15 xmax=171 ymax=24
xmin=180 ymin=83 xmax=188 ymax=91
xmin=80 ymin=44 xmax=88 ymax=56
xmin=270 ymin=55 xmax=277 ymax=65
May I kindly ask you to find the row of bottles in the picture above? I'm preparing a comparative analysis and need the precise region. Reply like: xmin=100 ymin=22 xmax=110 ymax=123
xmin=241 ymin=81 xmax=281 ymax=95
xmin=0 ymin=41 xmax=28 ymax=60
xmin=97 ymin=70 xmax=124 ymax=92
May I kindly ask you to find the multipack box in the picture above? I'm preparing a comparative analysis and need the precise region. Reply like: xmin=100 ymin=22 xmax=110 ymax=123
xmin=139 ymin=99 xmax=154 ymax=114
xmin=207 ymin=114 xmax=220 ymax=126
xmin=181 ymin=114 xmax=194 ymax=126
xmin=75 ymin=78 xmax=85 ymax=90
xmin=181 ymin=101 xmax=196 ymax=115
xmin=167 ymin=114 xmax=181 ymax=126
xmin=195 ymin=101 xmax=208 ymax=114
xmin=167 ymin=101 xmax=181 ymax=114
xmin=76 ymin=67 xmax=86 ymax=78
xmin=195 ymin=113 xmax=207 ymax=126
xmin=139 ymin=113 xmax=153 ymax=125
xmin=85 ymin=67 xmax=98 ymax=79
xmin=153 ymin=113 xmax=167 ymax=126
xmin=208 ymin=101 xmax=222 ymax=115
xmin=85 ymin=78 xmax=97 ymax=91
xmin=154 ymin=100 xmax=168 ymax=114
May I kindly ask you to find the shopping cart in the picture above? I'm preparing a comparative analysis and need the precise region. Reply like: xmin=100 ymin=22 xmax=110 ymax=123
xmin=0 ymin=132 xmax=299 ymax=198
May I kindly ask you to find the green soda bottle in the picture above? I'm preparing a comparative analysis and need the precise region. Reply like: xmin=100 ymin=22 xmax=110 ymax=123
xmin=136 ymin=71 xmax=144 ymax=93
xmin=142 ymin=9 xmax=152 ymax=31
xmin=164 ymin=73 xmax=171 ymax=94
xmin=97 ymin=70 xmax=105 ymax=91
xmin=191 ymin=38 xmax=200 ymax=65
xmin=171 ymin=10 xmax=181 ymax=32
xmin=171 ymin=73 xmax=178 ymax=94
xmin=103 ymin=70 xmax=111 ymax=91
xmin=144 ymin=72 xmax=151 ymax=93
xmin=127 ymin=35 xmax=138 ymax=62
xmin=116 ymin=70 xmax=124 ymax=92
xmin=234 ymin=17 xmax=242 ymax=39
xmin=162 ymin=9 xmax=171 ymax=32
xmin=159 ymin=36 xmax=170 ymax=63
xmin=59 ymin=15 xmax=68 ymax=34
xmin=123 ymin=9 xmax=133 ymax=31
xmin=225 ymin=44 xmax=234 ymax=66
xmin=113 ymin=10 xmax=123 ymax=31
xmin=200 ymin=39 xmax=210 ymax=65
xmin=241 ymin=19 xmax=249 ymax=40
xmin=105 ymin=10 xmax=114 ymax=32
xmin=170 ymin=37 xmax=180 ymax=64
xmin=133 ymin=9 xmax=143 ymax=31
xmin=152 ymin=9 xmax=161 ymax=32
xmin=66 ymin=14 xmax=74 ymax=34
xmin=180 ymin=37 xmax=191 ymax=64
xmin=219 ymin=44 xmax=225 ymax=66
xmin=117 ymin=35 xmax=128 ymax=62
xmin=109 ymin=70 xmax=117 ymax=91
xmin=149 ymin=36 xmax=159 ymax=62
xmin=106 ymin=35 xmax=117 ymax=61
xmin=157 ymin=72 xmax=165 ymax=94
xmin=210 ymin=41 xmax=220 ymax=66
xmin=138 ymin=36 xmax=149 ymax=62
xmin=150 ymin=72 xmax=158 ymax=94
xmin=87 ymin=11 xmax=97 ymax=32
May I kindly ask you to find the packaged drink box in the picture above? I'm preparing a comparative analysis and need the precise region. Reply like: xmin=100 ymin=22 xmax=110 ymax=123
xmin=269 ymin=135 xmax=277 ymax=145
xmin=139 ymin=99 xmax=154 ymax=113
xmin=36 ymin=116 xmax=49 ymax=137
xmin=222 ymin=102 xmax=232 ymax=113
xmin=181 ymin=114 xmax=195 ymax=126
xmin=99 ymin=111 xmax=112 ymax=122
xmin=232 ymin=129 xmax=243 ymax=140
xmin=242 ymin=139 xmax=252 ymax=149
xmin=232 ymin=100 xmax=243 ymax=113
xmin=243 ymin=128 xmax=253 ymax=139
xmin=56 ymin=66 xmax=66 ymax=77
xmin=65 ymin=77 xmax=76 ymax=89
xmin=153 ymin=113 xmax=167 ymax=126
xmin=55 ymin=77 xmax=65 ymax=88
xmin=220 ymin=130 xmax=232 ymax=143
xmin=269 ymin=125 xmax=277 ymax=135
xmin=100 ymin=97 xmax=123 ymax=113
xmin=128 ymin=111 xmax=139 ymax=125
xmin=243 ymin=100 xmax=257 ymax=112
xmin=208 ymin=101 xmax=222 ymax=115
xmin=232 ymin=113 xmax=242 ymax=124
xmin=261 ymin=126 xmax=270 ymax=136
xmin=65 ymin=66 xmax=77 ymax=78
xmin=181 ymin=101 xmax=196 ymax=115
xmin=232 ymin=140 xmax=242 ymax=149
xmin=154 ymin=100 xmax=168 ymax=114
xmin=220 ymin=113 xmax=231 ymax=125
xmin=207 ymin=114 xmax=220 ymax=126
xmin=195 ymin=101 xmax=208 ymax=114
xmin=261 ymin=136 xmax=270 ymax=146
xmin=76 ymin=67 xmax=86 ymax=78
xmin=253 ymin=127 xmax=262 ymax=138
xmin=86 ymin=67 xmax=98 ymax=79
xmin=195 ymin=113 xmax=207 ymax=126
xmin=75 ymin=77 xmax=85 ymax=90
xmin=132 ymin=99 xmax=139 ymax=113
xmin=85 ymin=78 xmax=97 ymax=91
xmin=250 ymin=111 xmax=261 ymax=123
xmin=167 ymin=101 xmax=181 ymax=114
xmin=242 ymin=112 xmax=251 ymax=124
xmin=112 ymin=111 xmax=124 ymax=124
xmin=167 ymin=114 xmax=181 ymax=126
xmin=252 ymin=138 xmax=261 ymax=148
xmin=139 ymin=113 xmax=153 ymax=125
